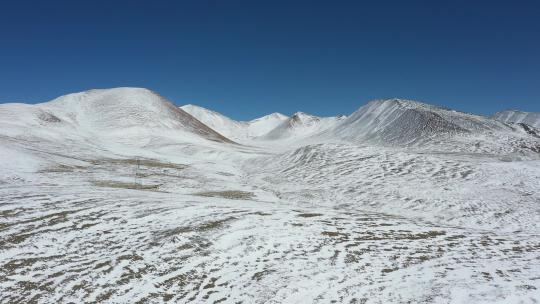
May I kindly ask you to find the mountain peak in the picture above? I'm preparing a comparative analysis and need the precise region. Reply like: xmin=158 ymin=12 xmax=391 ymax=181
xmin=47 ymin=87 xmax=168 ymax=110
xmin=292 ymin=111 xmax=315 ymax=117
xmin=181 ymin=104 xmax=289 ymax=141
xmin=290 ymin=112 xmax=320 ymax=125
xmin=251 ymin=112 xmax=288 ymax=122
xmin=370 ymin=98 xmax=447 ymax=111
xmin=329 ymin=97 xmax=514 ymax=145
xmin=41 ymin=87 xmax=233 ymax=143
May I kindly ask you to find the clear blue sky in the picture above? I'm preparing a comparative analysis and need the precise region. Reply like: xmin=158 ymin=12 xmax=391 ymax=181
xmin=1 ymin=0 xmax=539 ymax=120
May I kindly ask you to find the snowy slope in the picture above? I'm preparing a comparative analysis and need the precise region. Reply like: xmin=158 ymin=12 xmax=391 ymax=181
xmin=181 ymin=104 xmax=288 ymax=141
xmin=42 ymin=88 xmax=232 ymax=143
xmin=262 ymin=111 xmax=345 ymax=141
xmin=0 ymin=88 xmax=242 ymax=176
xmin=1 ymin=89 xmax=540 ymax=303
xmin=308 ymin=99 xmax=540 ymax=157
xmin=248 ymin=142 xmax=540 ymax=232
xmin=180 ymin=104 xmax=246 ymax=139
xmin=0 ymin=88 xmax=232 ymax=146
xmin=246 ymin=112 xmax=289 ymax=136
xmin=493 ymin=109 xmax=540 ymax=128
xmin=327 ymin=99 xmax=509 ymax=143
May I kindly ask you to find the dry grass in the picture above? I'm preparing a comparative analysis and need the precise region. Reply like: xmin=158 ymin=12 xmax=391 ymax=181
xmin=91 ymin=158 xmax=187 ymax=170
xmin=194 ymin=191 xmax=254 ymax=200
xmin=92 ymin=180 xmax=160 ymax=190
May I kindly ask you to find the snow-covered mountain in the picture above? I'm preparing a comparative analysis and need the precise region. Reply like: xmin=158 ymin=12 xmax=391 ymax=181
xmin=246 ymin=112 xmax=290 ymax=137
xmin=2 ymin=88 xmax=540 ymax=303
xmin=309 ymin=98 xmax=540 ymax=156
xmin=0 ymin=87 xmax=232 ymax=144
xmin=0 ymin=88 xmax=237 ymax=170
xmin=325 ymin=99 xmax=510 ymax=144
xmin=180 ymin=104 xmax=246 ymax=139
xmin=2 ymin=91 xmax=536 ymax=155
xmin=181 ymin=104 xmax=288 ymax=141
xmin=262 ymin=111 xmax=345 ymax=141
xmin=493 ymin=110 xmax=540 ymax=128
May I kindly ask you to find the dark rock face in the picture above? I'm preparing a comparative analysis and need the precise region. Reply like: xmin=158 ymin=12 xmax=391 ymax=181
xmin=378 ymin=108 xmax=468 ymax=144
xmin=518 ymin=123 xmax=540 ymax=138
xmin=38 ymin=111 xmax=62 ymax=123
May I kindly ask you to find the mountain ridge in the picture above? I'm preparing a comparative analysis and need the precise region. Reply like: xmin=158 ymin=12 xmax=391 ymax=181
xmin=1 ymin=89 xmax=538 ymax=155
xmin=181 ymin=104 xmax=288 ymax=141
xmin=493 ymin=109 xmax=540 ymax=128
xmin=0 ymin=87 xmax=234 ymax=146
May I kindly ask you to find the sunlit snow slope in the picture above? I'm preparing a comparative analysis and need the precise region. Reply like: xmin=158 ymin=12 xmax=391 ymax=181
xmin=313 ymin=98 xmax=540 ymax=156
xmin=262 ymin=112 xmax=345 ymax=141
xmin=0 ymin=88 xmax=239 ymax=176
xmin=181 ymin=104 xmax=288 ymax=142
xmin=1 ymin=88 xmax=232 ymax=143
xmin=1 ymin=89 xmax=540 ymax=304
xmin=493 ymin=110 xmax=540 ymax=128
xmin=1 ymin=88 xmax=234 ymax=148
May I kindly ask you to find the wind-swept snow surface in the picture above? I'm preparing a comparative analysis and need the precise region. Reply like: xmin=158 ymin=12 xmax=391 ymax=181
xmin=493 ymin=109 xmax=540 ymax=128
xmin=1 ymin=89 xmax=540 ymax=303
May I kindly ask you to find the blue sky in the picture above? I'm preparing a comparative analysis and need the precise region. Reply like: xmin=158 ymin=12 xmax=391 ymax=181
xmin=0 ymin=0 xmax=539 ymax=120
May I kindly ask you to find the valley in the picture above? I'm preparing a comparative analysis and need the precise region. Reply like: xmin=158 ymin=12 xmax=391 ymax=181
xmin=1 ymin=88 xmax=539 ymax=303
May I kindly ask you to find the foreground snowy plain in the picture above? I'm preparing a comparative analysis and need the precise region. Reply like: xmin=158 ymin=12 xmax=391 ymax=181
xmin=1 ymin=88 xmax=540 ymax=303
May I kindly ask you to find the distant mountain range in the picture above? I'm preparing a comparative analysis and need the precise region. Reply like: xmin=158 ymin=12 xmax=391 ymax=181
xmin=1 ymin=87 xmax=539 ymax=157
xmin=180 ymin=104 xmax=288 ymax=141
xmin=182 ymin=95 xmax=540 ymax=155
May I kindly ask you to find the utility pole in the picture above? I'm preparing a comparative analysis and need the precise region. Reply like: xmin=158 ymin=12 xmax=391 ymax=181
xmin=134 ymin=158 xmax=141 ymax=189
